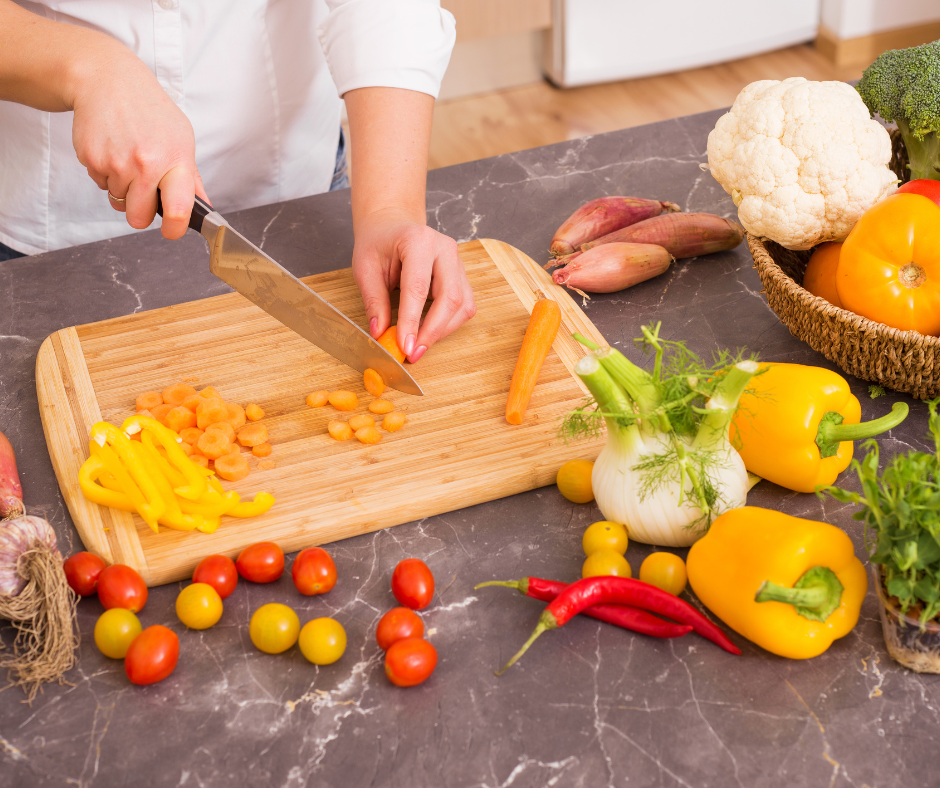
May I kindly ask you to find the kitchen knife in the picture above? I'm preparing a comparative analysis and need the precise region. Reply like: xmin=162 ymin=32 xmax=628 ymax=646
xmin=157 ymin=193 xmax=423 ymax=396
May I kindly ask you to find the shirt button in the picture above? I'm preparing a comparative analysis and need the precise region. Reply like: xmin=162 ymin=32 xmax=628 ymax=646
xmin=158 ymin=0 xmax=174 ymax=9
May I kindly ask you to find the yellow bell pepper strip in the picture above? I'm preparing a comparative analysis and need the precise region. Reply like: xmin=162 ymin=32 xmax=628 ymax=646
xmin=197 ymin=517 xmax=221 ymax=534
xmin=686 ymin=506 xmax=867 ymax=659
xmin=122 ymin=415 xmax=206 ymax=501
xmin=89 ymin=424 xmax=165 ymax=531
xmin=837 ymin=193 xmax=940 ymax=335
xmin=178 ymin=490 xmax=241 ymax=518
xmin=135 ymin=438 xmax=204 ymax=532
xmin=78 ymin=455 xmax=137 ymax=512
xmin=730 ymin=363 xmax=908 ymax=493
xmin=227 ymin=492 xmax=276 ymax=518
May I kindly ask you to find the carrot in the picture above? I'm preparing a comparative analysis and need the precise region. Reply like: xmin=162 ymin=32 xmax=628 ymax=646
xmin=505 ymin=294 xmax=562 ymax=425
xmin=377 ymin=326 xmax=407 ymax=363
xmin=382 ymin=412 xmax=406 ymax=433
xmin=179 ymin=442 xmax=194 ymax=457
xmin=197 ymin=431 xmax=233 ymax=460
xmin=205 ymin=422 xmax=236 ymax=442
xmin=224 ymin=402 xmax=246 ymax=430
xmin=306 ymin=391 xmax=329 ymax=408
xmin=136 ymin=391 xmax=163 ymax=411
xmin=329 ymin=391 xmax=358 ymax=411
xmin=163 ymin=383 xmax=198 ymax=407
xmin=181 ymin=394 xmax=202 ymax=412
xmin=579 ymin=212 xmax=745 ymax=259
xmin=328 ymin=421 xmax=353 ymax=441
xmin=369 ymin=399 xmax=395 ymax=415
xmin=199 ymin=386 xmax=222 ymax=400
xmin=214 ymin=453 xmax=250 ymax=482
xmin=196 ymin=397 xmax=229 ymax=430
xmin=237 ymin=423 xmax=268 ymax=447
xmin=364 ymin=368 xmax=386 ymax=397
xmin=252 ymin=442 xmax=273 ymax=458
xmin=245 ymin=403 xmax=265 ymax=421
xmin=165 ymin=406 xmax=197 ymax=433
xmin=150 ymin=403 xmax=173 ymax=426
xmin=355 ymin=426 xmax=382 ymax=444
xmin=224 ymin=443 xmax=241 ymax=456
xmin=349 ymin=414 xmax=375 ymax=431
xmin=179 ymin=427 xmax=204 ymax=445
xmin=189 ymin=454 xmax=210 ymax=469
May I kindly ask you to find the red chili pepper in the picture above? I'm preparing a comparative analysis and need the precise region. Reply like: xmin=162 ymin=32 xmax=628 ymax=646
xmin=496 ymin=576 xmax=741 ymax=675
xmin=476 ymin=577 xmax=692 ymax=639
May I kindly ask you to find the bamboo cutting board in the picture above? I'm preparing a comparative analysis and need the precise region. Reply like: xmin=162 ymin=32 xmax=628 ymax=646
xmin=36 ymin=239 xmax=606 ymax=586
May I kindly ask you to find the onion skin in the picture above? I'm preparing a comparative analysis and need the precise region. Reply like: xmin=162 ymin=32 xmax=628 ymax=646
xmin=550 ymin=197 xmax=681 ymax=258
xmin=0 ymin=516 xmax=59 ymax=597
xmin=581 ymin=212 xmax=745 ymax=259
xmin=0 ymin=429 xmax=24 ymax=520
xmin=552 ymin=243 xmax=672 ymax=293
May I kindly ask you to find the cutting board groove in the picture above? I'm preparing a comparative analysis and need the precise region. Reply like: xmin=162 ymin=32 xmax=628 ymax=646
xmin=37 ymin=239 xmax=606 ymax=586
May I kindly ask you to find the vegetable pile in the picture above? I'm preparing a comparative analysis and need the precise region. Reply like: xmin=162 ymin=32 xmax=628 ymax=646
xmin=308 ymin=366 xmax=408 ymax=443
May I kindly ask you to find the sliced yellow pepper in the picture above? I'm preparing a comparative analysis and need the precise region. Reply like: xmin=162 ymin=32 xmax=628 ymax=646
xmin=228 ymin=492 xmax=276 ymax=518
xmin=179 ymin=490 xmax=241 ymax=518
xmin=123 ymin=415 xmax=206 ymax=501
xmin=89 ymin=425 xmax=165 ymax=531
xmin=197 ymin=517 xmax=221 ymax=534
xmin=135 ymin=438 xmax=203 ymax=532
xmin=78 ymin=455 xmax=137 ymax=512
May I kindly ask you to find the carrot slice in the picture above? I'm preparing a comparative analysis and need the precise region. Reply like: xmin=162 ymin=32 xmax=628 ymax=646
xmin=368 ymin=399 xmax=395 ymax=415
xmin=329 ymin=390 xmax=358 ymax=411
xmin=355 ymin=426 xmax=382 ymax=444
xmin=136 ymin=391 xmax=163 ymax=411
xmin=196 ymin=397 xmax=229 ymax=430
xmin=237 ymin=422 xmax=268 ymax=447
xmin=214 ymin=453 xmax=250 ymax=482
xmin=165 ymin=406 xmax=197 ymax=433
xmin=181 ymin=394 xmax=202 ymax=412
xmin=179 ymin=442 xmax=194 ymax=457
xmin=505 ymin=294 xmax=562 ymax=425
xmin=224 ymin=443 xmax=241 ymax=456
xmin=327 ymin=421 xmax=353 ymax=441
xmin=224 ymin=402 xmax=246 ymax=430
xmin=245 ymin=403 xmax=265 ymax=421
xmin=252 ymin=442 xmax=272 ymax=458
xmin=190 ymin=454 xmax=210 ymax=469
xmin=150 ymin=403 xmax=173 ymax=426
xmin=163 ymin=383 xmax=198 ymax=406
xmin=364 ymin=368 xmax=386 ymax=397
xmin=306 ymin=391 xmax=329 ymax=408
xmin=200 ymin=386 xmax=222 ymax=400
xmin=377 ymin=326 xmax=407 ymax=363
xmin=205 ymin=422 xmax=236 ymax=442
xmin=197 ymin=431 xmax=234 ymax=460
xmin=382 ymin=412 xmax=406 ymax=432
xmin=349 ymin=414 xmax=375 ymax=431
xmin=179 ymin=427 xmax=204 ymax=445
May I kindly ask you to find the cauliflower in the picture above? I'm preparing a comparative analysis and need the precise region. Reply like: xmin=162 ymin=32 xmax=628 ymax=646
xmin=706 ymin=77 xmax=898 ymax=250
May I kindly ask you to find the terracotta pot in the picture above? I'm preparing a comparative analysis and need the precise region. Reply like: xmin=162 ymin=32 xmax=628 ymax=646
xmin=874 ymin=564 xmax=940 ymax=673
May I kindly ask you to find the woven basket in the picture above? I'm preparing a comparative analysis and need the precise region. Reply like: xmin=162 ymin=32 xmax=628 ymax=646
xmin=748 ymin=129 xmax=940 ymax=400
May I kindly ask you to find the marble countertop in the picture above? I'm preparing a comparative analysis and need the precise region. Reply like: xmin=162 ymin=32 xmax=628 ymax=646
xmin=2 ymin=109 xmax=935 ymax=788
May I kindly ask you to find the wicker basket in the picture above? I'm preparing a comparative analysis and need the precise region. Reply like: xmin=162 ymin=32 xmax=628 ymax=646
xmin=748 ymin=129 xmax=940 ymax=399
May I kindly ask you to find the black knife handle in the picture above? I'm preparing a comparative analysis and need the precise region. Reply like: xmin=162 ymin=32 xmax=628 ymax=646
xmin=155 ymin=189 xmax=213 ymax=234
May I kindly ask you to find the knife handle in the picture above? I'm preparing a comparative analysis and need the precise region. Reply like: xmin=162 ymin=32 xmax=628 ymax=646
xmin=155 ymin=189 xmax=213 ymax=234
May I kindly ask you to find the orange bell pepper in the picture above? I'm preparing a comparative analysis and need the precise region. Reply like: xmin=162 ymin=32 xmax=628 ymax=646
xmin=837 ymin=193 xmax=940 ymax=335
xmin=802 ymin=242 xmax=843 ymax=308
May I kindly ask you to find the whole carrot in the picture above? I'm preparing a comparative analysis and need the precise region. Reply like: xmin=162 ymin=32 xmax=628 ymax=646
xmin=497 ymin=575 xmax=740 ymax=674
xmin=505 ymin=293 xmax=562 ymax=425
xmin=580 ymin=212 xmax=744 ymax=259
xmin=0 ymin=429 xmax=24 ymax=519
xmin=476 ymin=577 xmax=692 ymax=639
xmin=550 ymin=197 xmax=680 ymax=257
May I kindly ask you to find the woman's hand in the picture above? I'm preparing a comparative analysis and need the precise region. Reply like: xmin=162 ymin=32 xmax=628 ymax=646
xmin=352 ymin=209 xmax=475 ymax=363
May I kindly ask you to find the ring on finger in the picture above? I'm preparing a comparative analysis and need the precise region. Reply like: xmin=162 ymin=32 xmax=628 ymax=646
xmin=107 ymin=191 xmax=127 ymax=204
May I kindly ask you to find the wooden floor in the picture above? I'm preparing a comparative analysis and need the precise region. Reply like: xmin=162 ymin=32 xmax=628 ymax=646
xmin=428 ymin=43 xmax=863 ymax=170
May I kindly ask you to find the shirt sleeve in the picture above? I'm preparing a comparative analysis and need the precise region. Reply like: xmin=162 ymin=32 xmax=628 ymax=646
xmin=317 ymin=0 xmax=456 ymax=98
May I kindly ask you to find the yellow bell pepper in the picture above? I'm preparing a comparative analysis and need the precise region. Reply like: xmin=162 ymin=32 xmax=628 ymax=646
xmin=687 ymin=507 xmax=867 ymax=659
xmin=729 ymin=363 xmax=908 ymax=493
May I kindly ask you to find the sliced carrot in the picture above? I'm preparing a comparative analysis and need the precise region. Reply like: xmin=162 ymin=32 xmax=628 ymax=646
xmin=196 ymin=397 xmax=229 ymax=430
xmin=224 ymin=443 xmax=241 ymax=456
xmin=505 ymin=294 xmax=562 ymax=425
xmin=329 ymin=390 xmax=358 ymax=411
xmin=179 ymin=442 xmax=194 ymax=457
xmin=205 ymin=422 xmax=236 ymax=442
xmin=368 ymin=399 xmax=395 ymax=415
xmin=136 ymin=391 xmax=163 ymax=411
xmin=190 ymin=454 xmax=210 ymax=469
xmin=138 ymin=409 xmax=155 ymax=419
xmin=245 ymin=403 xmax=265 ymax=421
xmin=328 ymin=421 xmax=353 ymax=441
xmin=224 ymin=402 xmax=246 ymax=430
xmin=214 ymin=453 xmax=250 ymax=482
xmin=181 ymin=394 xmax=202 ymax=412
xmin=349 ymin=414 xmax=375 ymax=431
xmin=151 ymin=403 xmax=173 ymax=426
xmin=197 ymin=431 xmax=234 ymax=460
xmin=179 ymin=427 xmax=204 ymax=445
xmin=165 ymin=406 xmax=197 ymax=433
xmin=355 ymin=425 xmax=382 ymax=444
xmin=200 ymin=386 xmax=222 ymax=400
xmin=382 ymin=412 xmax=406 ymax=433
xmin=252 ymin=442 xmax=272 ymax=458
xmin=377 ymin=326 xmax=407 ymax=363
xmin=237 ymin=422 xmax=268 ymax=447
xmin=364 ymin=368 xmax=386 ymax=397
xmin=306 ymin=391 xmax=329 ymax=408
xmin=163 ymin=383 xmax=198 ymax=406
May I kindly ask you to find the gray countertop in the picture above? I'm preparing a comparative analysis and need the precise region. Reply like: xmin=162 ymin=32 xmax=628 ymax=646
xmin=1 ymin=109 xmax=934 ymax=788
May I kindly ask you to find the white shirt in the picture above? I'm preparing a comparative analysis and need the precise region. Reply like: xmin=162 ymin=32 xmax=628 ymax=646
xmin=0 ymin=0 xmax=456 ymax=255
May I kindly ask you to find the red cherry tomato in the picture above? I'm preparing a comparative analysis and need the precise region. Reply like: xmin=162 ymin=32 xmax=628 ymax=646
xmin=376 ymin=607 xmax=424 ymax=651
xmin=292 ymin=547 xmax=337 ymax=596
xmin=97 ymin=565 xmax=148 ymax=612
xmin=124 ymin=625 xmax=179 ymax=686
xmin=193 ymin=555 xmax=238 ymax=599
xmin=385 ymin=637 xmax=437 ymax=687
xmin=236 ymin=542 xmax=284 ymax=584
xmin=391 ymin=558 xmax=434 ymax=610
xmin=898 ymin=179 xmax=940 ymax=207
xmin=63 ymin=552 xmax=106 ymax=596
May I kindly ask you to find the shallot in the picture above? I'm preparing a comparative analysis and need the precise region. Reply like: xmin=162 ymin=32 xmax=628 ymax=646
xmin=552 ymin=243 xmax=672 ymax=294
xmin=580 ymin=212 xmax=745 ymax=259
xmin=0 ymin=428 xmax=24 ymax=520
xmin=550 ymin=197 xmax=680 ymax=257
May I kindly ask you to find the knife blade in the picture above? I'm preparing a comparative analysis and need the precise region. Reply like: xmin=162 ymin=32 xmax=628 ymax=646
xmin=158 ymin=193 xmax=423 ymax=396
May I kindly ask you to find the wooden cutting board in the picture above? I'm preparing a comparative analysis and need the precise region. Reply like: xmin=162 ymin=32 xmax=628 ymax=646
xmin=36 ymin=239 xmax=606 ymax=586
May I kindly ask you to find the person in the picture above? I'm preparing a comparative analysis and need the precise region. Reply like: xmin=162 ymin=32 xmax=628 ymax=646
xmin=0 ymin=0 xmax=475 ymax=363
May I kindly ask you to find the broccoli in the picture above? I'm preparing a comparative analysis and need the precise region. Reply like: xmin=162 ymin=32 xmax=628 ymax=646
xmin=857 ymin=38 xmax=940 ymax=181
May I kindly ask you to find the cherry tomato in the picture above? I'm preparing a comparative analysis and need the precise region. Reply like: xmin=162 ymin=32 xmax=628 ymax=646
xmin=385 ymin=637 xmax=437 ymax=687
xmin=556 ymin=459 xmax=594 ymax=503
xmin=391 ymin=558 xmax=434 ymax=610
xmin=236 ymin=542 xmax=284 ymax=584
xmin=298 ymin=617 xmax=346 ymax=665
xmin=192 ymin=555 xmax=238 ymax=599
xmin=176 ymin=583 xmax=223 ymax=630
xmin=63 ymin=552 xmax=107 ymax=596
xmin=249 ymin=603 xmax=299 ymax=654
xmin=898 ymin=178 xmax=940 ymax=207
xmin=582 ymin=550 xmax=632 ymax=579
xmin=97 ymin=564 xmax=148 ymax=612
xmin=124 ymin=625 xmax=179 ymax=686
xmin=292 ymin=547 xmax=337 ymax=596
xmin=639 ymin=552 xmax=687 ymax=596
xmin=376 ymin=607 xmax=424 ymax=651
xmin=582 ymin=521 xmax=628 ymax=557
xmin=94 ymin=608 xmax=142 ymax=659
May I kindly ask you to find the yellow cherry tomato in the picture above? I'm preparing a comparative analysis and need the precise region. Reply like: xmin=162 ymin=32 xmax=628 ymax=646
xmin=175 ymin=582 xmax=223 ymax=630
xmin=298 ymin=617 xmax=347 ymax=665
xmin=639 ymin=552 xmax=687 ymax=596
xmin=582 ymin=521 xmax=628 ymax=556
xmin=94 ymin=608 xmax=143 ymax=659
xmin=556 ymin=459 xmax=594 ymax=504
xmin=582 ymin=549 xmax=632 ymax=579
xmin=250 ymin=603 xmax=300 ymax=654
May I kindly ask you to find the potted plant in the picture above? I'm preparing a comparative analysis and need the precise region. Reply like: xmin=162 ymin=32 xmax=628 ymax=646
xmin=824 ymin=400 xmax=940 ymax=673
